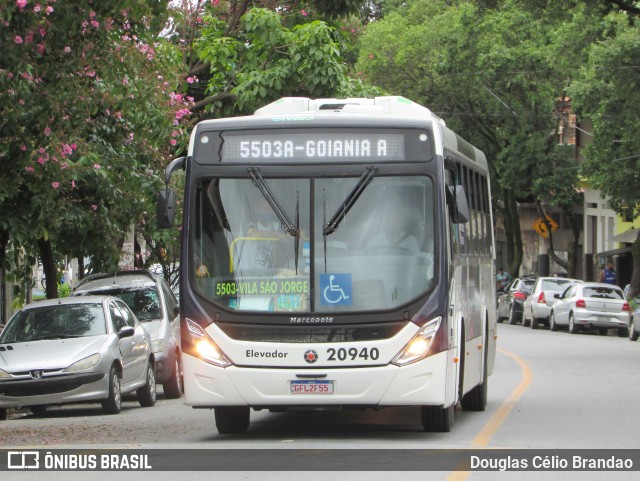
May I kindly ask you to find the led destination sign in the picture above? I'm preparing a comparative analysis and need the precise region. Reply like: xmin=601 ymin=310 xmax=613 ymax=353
xmin=221 ymin=132 xmax=406 ymax=162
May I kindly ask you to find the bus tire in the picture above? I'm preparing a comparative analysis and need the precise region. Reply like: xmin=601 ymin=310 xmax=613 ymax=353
xmin=0 ymin=408 xmax=6 ymax=421
xmin=461 ymin=336 xmax=488 ymax=412
xmin=215 ymin=406 xmax=250 ymax=434
xmin=629 ymin=320 xmax=639 ymax=341
xmin=421 ymin=405 xmax=454 ymax=432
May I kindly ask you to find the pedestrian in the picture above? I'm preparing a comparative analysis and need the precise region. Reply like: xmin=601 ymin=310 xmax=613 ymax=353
xmin=496 ymin=268 xmax=511 ymax=291
xmin=599 ymin=261 xmax=616 ymax=285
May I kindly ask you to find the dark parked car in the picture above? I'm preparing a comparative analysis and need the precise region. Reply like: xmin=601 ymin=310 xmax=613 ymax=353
xmin=73 ymin=270 xmax=182 ymax=398
xmin=497 ymin=275 xmax=537 ymax=325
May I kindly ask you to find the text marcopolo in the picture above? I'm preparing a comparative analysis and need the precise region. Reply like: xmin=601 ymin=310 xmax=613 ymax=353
xmin=470 ymin=455 xmax=634 ymax=471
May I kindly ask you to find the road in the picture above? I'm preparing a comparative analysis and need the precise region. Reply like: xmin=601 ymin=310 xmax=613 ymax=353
xmin=2 ymin=323 xmax=639 ymax=479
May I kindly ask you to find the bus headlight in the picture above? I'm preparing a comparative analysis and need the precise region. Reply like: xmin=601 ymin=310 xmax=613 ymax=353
xmin=392 ymin=317 xmax=442 ymax=366
xmin=186 ymin=318 xmax=231 ymax=367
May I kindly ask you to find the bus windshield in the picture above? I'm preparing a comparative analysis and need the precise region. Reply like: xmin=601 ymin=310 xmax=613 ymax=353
xmin=193 ymin=175 xmax=435 ymax=313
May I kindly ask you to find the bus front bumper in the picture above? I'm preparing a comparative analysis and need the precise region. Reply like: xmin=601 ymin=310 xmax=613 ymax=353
xmin=182 ymin=349 xmax=452 ymax=408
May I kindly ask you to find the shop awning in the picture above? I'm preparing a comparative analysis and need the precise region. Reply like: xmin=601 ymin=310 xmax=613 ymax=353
xmin=610 ymin=228 xmax=640 ymax=243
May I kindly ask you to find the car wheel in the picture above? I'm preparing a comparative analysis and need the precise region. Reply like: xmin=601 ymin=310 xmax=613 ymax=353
xmin=0 ymin=408 xmax=6 ymax=421
xmin=508 ymin=305 xmax=519 ymax=325
xmin=568 ymin=313 xmax=580 ymax=334
xmin=163 ymin=357 xmax=183 ymax=399
xmin=531 ymin=318 xmax=540 ymax=330
xmin=598 ymin=328 xmax=608 ymax=336
xmin=618 ymin=327 xmax=629 ymax=338
xmin=523 ymin=316 xmax=531 ymax=328
xmin=102 ymin=366 xmax=122 ymax=415
xmin=629 ymin=320 xmax=639 ymax=342
xmin=137 ymin=362 xmax=157 ymax=407
xmin=549 ymin=312 xmax=559 ymax=332
xmin=496 ymin=306 xmax=504 ymax=323
xmin=214 ymin=406 xmax=251 ymax=434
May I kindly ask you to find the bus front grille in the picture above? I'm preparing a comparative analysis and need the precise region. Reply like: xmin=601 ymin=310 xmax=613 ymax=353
xmin=217 ymin=322 xmax=407 ymax=343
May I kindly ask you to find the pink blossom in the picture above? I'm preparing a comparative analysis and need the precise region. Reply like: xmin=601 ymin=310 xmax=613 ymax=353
xmin=301 ymin=10 xmax=308 ymax=16
xmin=20 ymin=145 xmax=27 ymax=151
xmin=51 ymin=182 xmax=60 ymax=189
xmin=64 ymin=46 xmax=71 ymax=53
xmin=25 ymin=32 xmax=34 ymax=43
xmin=36 ymin=43 xmax=45 ymax=55
xmin=62 ymin=144 xmax=73 ymax=155
xmin=71 ymin=180 xmax=76 ymax=188
xmin=93 ymin=163 xmax=101 ymax=169
xmin=37 ymin=157 xmax=46 ymax=164
xmin=171 ymin=130 xmax=179 ymax=137
xmin=44 ymin=127 xmax=52 ymax=136
xmin=170 ymin=139 xmax=177 ymax=146
xmin=14 ymin=36 xmax=23 ymax=44
xmin=91 ymin=20 xmax=99 ymax=28
xmin=39 ymin=27 xmax=46 ymax=38
xmin=186 ymin=76 xmax=197 ymax=84
xmin=18 ymin=99 xmax=25 ymax=105
xmin=89 ymin=11 xmax=96 ymax=17
xmin=70 ymin=143 xmax=77 ymax=150
xmin=369 ymin=54 xmax=375 ymax=59
xmin=91 ymin=204 xmax=98 ymax=211
xmin=16 ymin=0 xmax=27 ymax=10
xmin=34 ymin=4 xmax=41 ymax=13
xmin=38 ymin=147 xmax=45 ymax=154
xmin=45 ymin=6 xmax=53 ymax=15
xmin=25 ymin=166 xmax=34 ymax=172
xmin=211 ymin=0 xmax=220 ymax=6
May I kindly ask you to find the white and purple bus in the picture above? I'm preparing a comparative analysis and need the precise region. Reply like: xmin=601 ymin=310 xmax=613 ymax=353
xmin=158 ymin=96 xmax=496 ymax=433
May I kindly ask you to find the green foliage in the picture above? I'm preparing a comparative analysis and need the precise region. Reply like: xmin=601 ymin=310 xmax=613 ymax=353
xmin=570 ymin=15 xmax=640 ymax=216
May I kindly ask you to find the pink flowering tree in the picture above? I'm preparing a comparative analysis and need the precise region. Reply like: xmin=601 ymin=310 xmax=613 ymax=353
xmin=0 ymin=0 xmax=194 ymax=300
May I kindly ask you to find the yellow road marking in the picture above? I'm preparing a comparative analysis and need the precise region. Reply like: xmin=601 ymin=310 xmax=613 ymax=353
xmin=445 ymin=347 xmax=532 ymax=481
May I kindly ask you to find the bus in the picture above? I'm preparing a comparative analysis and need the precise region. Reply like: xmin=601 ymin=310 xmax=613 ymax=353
xmin=158 ymin=96 xmax=496 ymax=433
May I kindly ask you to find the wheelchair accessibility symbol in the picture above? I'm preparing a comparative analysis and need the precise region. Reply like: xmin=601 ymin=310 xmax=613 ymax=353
xmin=320 ymin=273 xmax=352 ymax=306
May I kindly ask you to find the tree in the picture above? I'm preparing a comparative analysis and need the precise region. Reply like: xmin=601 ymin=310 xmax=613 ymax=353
xmin=570 ymin=14 xmax=640 ymax=296
xmin=355 ymin=0 xmax=599 ymax=277
xmin=0 ymin=0 xmax=193 ymax=300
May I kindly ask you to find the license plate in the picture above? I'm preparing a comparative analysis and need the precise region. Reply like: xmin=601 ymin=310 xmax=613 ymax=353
xmin=290 ymin=380 xmax=334 ymax=394
xmin=597 ymin=316 xmax=611 ymax=323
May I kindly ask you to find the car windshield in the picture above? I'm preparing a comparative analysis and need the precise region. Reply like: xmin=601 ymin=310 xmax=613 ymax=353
xmin=583 ymin=287 xmax=623 ymax=300
xmin=0 ymin=303 xmax=107 ymax=343
xmin=80 ymin=287 xmax=162 ymax=321
xmin=193 ymin=176 xmax=436 ymax=313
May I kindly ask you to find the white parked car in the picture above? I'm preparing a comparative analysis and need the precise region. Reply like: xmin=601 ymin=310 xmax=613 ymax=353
xmin=549 ymin=283 xmax=630 ymax=336
xmin=523 ymin=277 xmax=580 ymax=329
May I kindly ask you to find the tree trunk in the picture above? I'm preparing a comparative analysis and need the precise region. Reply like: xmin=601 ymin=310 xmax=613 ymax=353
xmin=78 ymin=256 xmax=85 ymax=280
xmin=502 ymin=189 xmax=523 ymax=276
xmin=37 ymin=238 xmax=59 ymax=299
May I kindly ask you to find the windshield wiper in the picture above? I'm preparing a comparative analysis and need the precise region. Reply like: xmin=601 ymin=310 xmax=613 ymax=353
xmin=248 ymin=167 xmax=301 ymax=274
xmin=248 ymin=168 xmax=299 ymax=237
xmin=323 ymin=166 xmax=377 ymax=237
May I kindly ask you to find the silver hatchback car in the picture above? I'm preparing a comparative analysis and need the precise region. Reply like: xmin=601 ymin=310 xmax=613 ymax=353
xmin=549 ymin=283 xmax=630 ymax=336
xmin=523 ymin=277 xmax=579 ymax=329
xmin=0 ymin=296 xmax=156 ymax=420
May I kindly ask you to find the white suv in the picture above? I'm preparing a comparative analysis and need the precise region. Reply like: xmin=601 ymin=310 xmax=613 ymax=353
xmin=73 ymin=270 xmax=182 ymax=398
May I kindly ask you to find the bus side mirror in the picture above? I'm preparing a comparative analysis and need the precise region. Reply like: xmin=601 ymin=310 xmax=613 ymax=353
xmin=447 ymin=185 xmax=470 ymax=224
xmin=157 ymin=189 xmax=176 ymax=229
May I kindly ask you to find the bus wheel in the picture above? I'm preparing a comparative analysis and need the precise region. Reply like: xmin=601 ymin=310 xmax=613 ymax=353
xmin=461 ymin=342 xmax=488 ymax=412
xmin=629 ymin=320 xmax=639 ymax=341
xmin=215 ymin=406 xmax=250 ymax=434
xmin=421 ymin=405 xmax=454 ymax=432
xmin=0 ymin=408 xmax=6 ymax=421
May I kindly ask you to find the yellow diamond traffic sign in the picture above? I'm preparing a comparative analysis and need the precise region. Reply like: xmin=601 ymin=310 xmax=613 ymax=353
xmin=533 ymin=216 xmax=558 ymax=239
